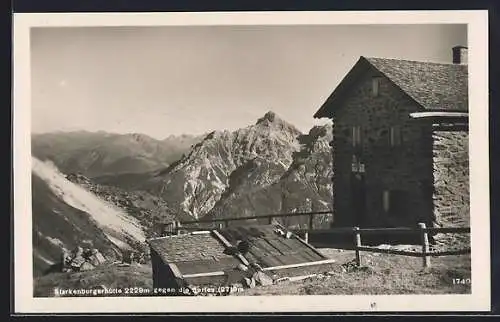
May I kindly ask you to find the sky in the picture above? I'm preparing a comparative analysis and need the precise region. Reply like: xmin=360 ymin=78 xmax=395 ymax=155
xmin=31 ymin=24 xmax=467 ymax=139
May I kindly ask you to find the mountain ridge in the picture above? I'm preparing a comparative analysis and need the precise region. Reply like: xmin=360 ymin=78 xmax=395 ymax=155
xmin=32 ymin=131 xmax=205 ymax=178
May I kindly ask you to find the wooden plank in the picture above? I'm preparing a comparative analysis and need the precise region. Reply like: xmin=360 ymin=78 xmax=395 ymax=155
xmin=252 ymin=239 xmax=282 ymax=256
xmin=255 ymin=255 xmax=284 ymax=267
xmin=180 ymin=259 xmax=338 ymax=278
xmin=168 ymin=263 xmax=183 ymax=278
xmin=291 ymin=235 xmax=328 ymax=259
xmin=265 ymin=238 xmax=293 ymax=255
xmin=262 ymin=258 xmax=337 ymax=271
xmin=211 ymin=230 xmax=250 ymax=266
xmin=183 ymin=271 xmax=226 ymax=278
xmin=211 ymin=230 xmax=233 ymax=248
xmin=271 ymin=254 xmax=307 ymax=266
xmin=297 ymin=249 xmax=323 ymax=262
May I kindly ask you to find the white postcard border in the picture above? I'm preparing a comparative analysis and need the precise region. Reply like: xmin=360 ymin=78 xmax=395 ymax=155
xmin=13 ymin=10 xmax=490 ymax=313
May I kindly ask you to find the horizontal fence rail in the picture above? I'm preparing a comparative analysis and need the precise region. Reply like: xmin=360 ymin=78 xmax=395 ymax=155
xmin=175 ymin=210 xmax=333 ymax=225
xmin=156 ymin=212 xmax=470 ymax=269
xmin=158 ymin=210 xmax=333 ymax=238
xmin=291 ymin=226 xmax=471 ymax=234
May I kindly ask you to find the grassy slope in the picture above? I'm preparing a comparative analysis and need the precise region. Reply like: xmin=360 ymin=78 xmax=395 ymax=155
xmin=34 ymin=248 xmax=471 ymax=297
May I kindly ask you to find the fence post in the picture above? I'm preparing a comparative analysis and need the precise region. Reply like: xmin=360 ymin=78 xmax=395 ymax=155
xmin=224 ymin=220 xmax=229 ymax=228
xmin=353 ymin=227 xmax=362 ymax=266
xmin=268 ymin=216 xmax=274 ymax=225
xmin=418 ymin=223 xmax=431 ymax=268
xmin=304 ymin=231 xmax=309 ymax=243
xmin=308 ymin=214 xmax=314 ymax=231
xmin=176 ymin=221 xmax=182 ymax=235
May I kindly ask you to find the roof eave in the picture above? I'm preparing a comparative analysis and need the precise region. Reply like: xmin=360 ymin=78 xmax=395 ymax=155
xmin=313 ymin=57 xmax=371 ymax=119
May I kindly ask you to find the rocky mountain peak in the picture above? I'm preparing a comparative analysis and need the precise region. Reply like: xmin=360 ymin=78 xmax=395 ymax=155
xmin=255 ymin=111 xmax=302 ymax=137
xmin=308 ymin=123 xmax=333 ymax=141
xmin=258 ymin=111 xmax=277 ymax=123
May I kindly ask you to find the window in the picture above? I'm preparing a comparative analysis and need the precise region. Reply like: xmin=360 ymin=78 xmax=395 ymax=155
xmin=389 ymin=126 xmax=402 ymax=146
xmin=351 ymin=155 xmax=366 ymax=173
xmin=352 ymin=126 xmax=362 ymax=147
xmin=372 ymin=77 xmax=381 ymax=97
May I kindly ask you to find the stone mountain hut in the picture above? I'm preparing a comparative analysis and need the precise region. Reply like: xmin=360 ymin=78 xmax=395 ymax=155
xmin=314 ymin=46 xmax=469 ymax=230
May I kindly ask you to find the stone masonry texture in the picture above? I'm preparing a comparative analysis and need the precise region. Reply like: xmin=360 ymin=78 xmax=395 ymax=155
xmin=330 ymin=67 xmax=469 ymax=230
xmin=432 ymin=131 xmax=469 ymax=227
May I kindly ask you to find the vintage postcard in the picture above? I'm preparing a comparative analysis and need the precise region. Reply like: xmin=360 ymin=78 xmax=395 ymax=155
xmin=12 ymin=10 xmax=490 ymax=313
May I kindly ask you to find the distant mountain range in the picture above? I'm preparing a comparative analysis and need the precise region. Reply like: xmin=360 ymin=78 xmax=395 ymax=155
xmin=32 ymin=131 xmax=204 ymax=178
xmin=31 ymin=111 xmax=334 ymax=277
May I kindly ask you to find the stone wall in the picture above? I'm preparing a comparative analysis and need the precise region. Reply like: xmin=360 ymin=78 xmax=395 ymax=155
xmin=330 ymin=68 xmax=434 ymax=227
xmin=432 ymin=130 xmax=470 ymax=227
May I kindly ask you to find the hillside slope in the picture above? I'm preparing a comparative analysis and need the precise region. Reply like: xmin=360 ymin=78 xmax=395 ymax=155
xmin=65 ymin=173 xmax=182 ymax=237
xmin=32 ymin=157 xmax=148 ymax=275
xmin=32 ymin=173 xmax=122 ymax=276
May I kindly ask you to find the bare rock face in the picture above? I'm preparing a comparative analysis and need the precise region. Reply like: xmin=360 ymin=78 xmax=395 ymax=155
xmin=143 ymin=111 xmax=305 ymax=219
xmin=207 ymin=123 xmax=333 ymax=227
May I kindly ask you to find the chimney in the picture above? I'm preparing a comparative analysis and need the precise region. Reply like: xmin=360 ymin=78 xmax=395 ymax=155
xmin=452 ymin=46 xmax=468 ymax=65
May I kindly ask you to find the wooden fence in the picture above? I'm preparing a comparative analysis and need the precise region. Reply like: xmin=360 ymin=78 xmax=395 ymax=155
xmin=350 ymin=223 xmax=470 ymax=268
xmin=158 ymin=210 xmax=333 ymax=235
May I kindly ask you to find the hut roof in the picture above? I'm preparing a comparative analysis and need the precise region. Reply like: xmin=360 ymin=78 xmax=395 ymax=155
xmin=219 ymin=225 xmax=327 ymax=268
xmin=314 ymin=56 xmax=468 ymax=118
xmin=147 ymin=231 xmax=240 ymax=275
xmin=147 ymin=224 xmax=332 ymax=287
